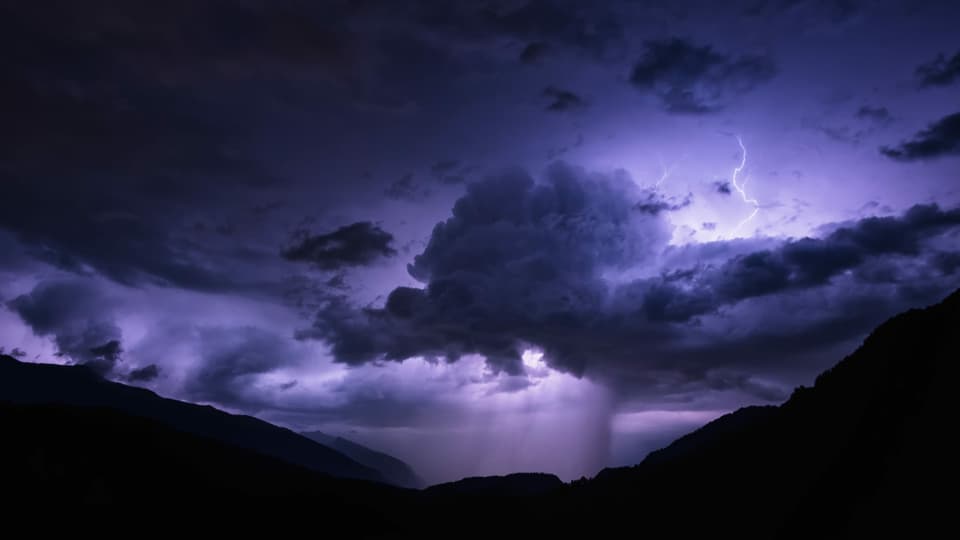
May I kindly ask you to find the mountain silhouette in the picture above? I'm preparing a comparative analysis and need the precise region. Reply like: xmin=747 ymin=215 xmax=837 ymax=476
xmin=574 ymin=287 xmax=960 ymax=537
xmin=0 ymin=357 xmax=383 ymax=483
xmin=425 ymin=472 xmax=563 ymax=496
xmin=0 ymin=401 xmax=405 ymax=503
xmin=0 ymin=287 xmax=957 ymax=536
xmin=301 ymin=431 xmax=424 ymax=489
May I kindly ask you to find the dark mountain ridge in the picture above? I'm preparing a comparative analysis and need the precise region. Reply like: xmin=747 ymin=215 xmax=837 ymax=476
xmin=301 ymin=430 xmax=424 ymax=489
xmin=0 ymin=357 xmax=383 ymax=483
xmin=425 ymin=472 xmax=563 ymax=496
xmin=0 ymin=288 xmax=957 ymax=536
xmin=576 ymin=287 xmax=960 ymax=537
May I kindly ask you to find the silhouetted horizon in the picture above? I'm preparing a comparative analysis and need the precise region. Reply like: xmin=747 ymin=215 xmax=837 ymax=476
xmin=3 ymin=287 xmax=957 ymax=493
xmin=3 ymin=287 xmax=958 ymax=538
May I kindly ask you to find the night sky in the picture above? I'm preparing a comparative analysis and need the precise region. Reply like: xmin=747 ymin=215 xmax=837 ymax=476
xmin=1 ymin=0 xmax=959 ymax=485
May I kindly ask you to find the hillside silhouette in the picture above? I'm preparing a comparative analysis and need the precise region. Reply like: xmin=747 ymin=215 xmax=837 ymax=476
xmin=574 ymin=286 xmax=959 ymax=537
xmin=0 ymin=357 xmax=382 ymax=483
xmin=425 ymin=472 xmax=563 ymax=497
xmin=0 ymin=288 xmax=957 ymax=536
xmin=0 ymin=401 xmax=403 ymax=500
xmin=301 ymin=430 xmax=424 ymax=489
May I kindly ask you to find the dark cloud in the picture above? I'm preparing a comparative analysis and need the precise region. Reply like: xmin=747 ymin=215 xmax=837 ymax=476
xmin=813 ymin=105 xmax=893 ymax=146
xmin=932 ymin=251 xmax=960 ymax=275
xmin=2 ymin=195 xmax=247 ymax=291
xmin=742 ymin=0 xmax=862 ymax=28
xmin=713 ymin=181 xmax=733 ymax=195
xmin=299 ymin=162 xmax=672 ymax=375
xmin=817 ymin=125 xmax=857 ymax=144
xmin=634 ymin=191 xmax=694 ymax=215
xmin=0 ymin=1 xmax=330 ymax=182
xmin=414 ymin=1 xmax=624 ymax=59
xmin=629 ymin=38 xmax=776 ymax=114
xmin=855 ymin=105 xmax=892 ymax=124
xmin=7 ymin=280 xmax=124 ymax=375
xmin=0 ymin=1 xmax=622 ymax=120
xmin=298 ymin=164 xmax=960 ymax=398
xmin=359 ymin=32 xmax=466 ymax=111
xmin=489 ymin=376 xmax=536 ymax=395
xmin=283 ymin=222 xmax=397 ymax=270
xmin=0 ymin=66 xmax=271 ymax=289
xmin=0 ymin=0 xmax=957 ymax=474
xmin=546 ymin=133 xmax=584 ymax=160
xmin=915 ymin=50 xmax=960 ymax=87
xmin=1 ymin=2 xmax=358 ymax=90
xmin=187 ymin=327 xmax=298 ymax=409
xmin=386 ymin=173 xmax=430 ymax=202
xmin=880 ymin=112 xmax=960 ymax=161
xmin=543 ymin=86 xmax=587 ymax=112
xmin=641 ymin=203 xmax=960 ymax=322
xmin=520 ymin=42 xmax=551 ymax=64
xmin=430 ymin=160 xmax=468 ymax=184
xmin=431 ymin=160 xmax=460 ymax=174
xmin=127 ymin=364 xmax=162 ymax=383
xmin=0 ymin=2 xmax=321 ymax=293
xmin=88 ymin=340 xmax=124 ymax=372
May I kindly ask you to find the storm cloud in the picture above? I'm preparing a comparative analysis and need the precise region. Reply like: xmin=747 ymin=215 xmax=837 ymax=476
xmin=385 ymin=174 xmax=430 ymax=202
xmin=543 ymin=87 xmax=587 ymax=112
xmin=7 ymin=280 xmax=124 ymax=376
xmin=634 ymin=191 xmax=694 ymax=215
xmin=640 ymin=203 xmax=960 ymax=322
xmin=713 ymin=181 xmax=733 ymax=195
xmin=282 ymin=222 xmax=397 ymax=270
xmin=629 ymin=38 xmax=776 ymax=113
xmin=127 ymin=364 xmax=162 ymax=383
xmin=3 ymin=0 xmax=960 ymax=485
xmin=855 ymin=105 xmax=892 ymax=125
xmin=520 ymin=41 xmax=551 ymax=64
xmin=412 ymin=0 xmax=625 ymax=59
xmin=300 ymin=165 xmax=960 ymax=397
xmin=916 ymin=49 xmax=960 ymax=87
xmin=0 ymin=2 xmax=329 ymax=294
xmin=300 ymin=163 xmax=672 ymax=375
xmin=187 ymin=326 xmax=301 ymax=409
xmin=880 ymin=112 xmax=960 ymax=161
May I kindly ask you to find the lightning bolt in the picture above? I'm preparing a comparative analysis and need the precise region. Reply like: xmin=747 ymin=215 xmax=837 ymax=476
xmin=730 ymin=136 xmax=759 ymax=234
xmin=654 ymin=155 xmax=676 ymax=189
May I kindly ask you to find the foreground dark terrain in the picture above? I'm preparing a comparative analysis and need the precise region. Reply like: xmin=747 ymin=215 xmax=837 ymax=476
xmin=2 ymin=289 xmax=957 ymax=536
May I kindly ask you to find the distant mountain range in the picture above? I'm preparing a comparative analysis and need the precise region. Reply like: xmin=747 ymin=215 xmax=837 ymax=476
xmin=301 ymin=430 xmax=423 ymax=489
xmin=0 ymin=356 xmax=420 ymax=487
xmin=0 ymin=400 xmax=403 ymax=505
xmin=425 ymin=472 xmax=562 ymax=497
xmin=1 ymin=288 xmax=957 ymax=536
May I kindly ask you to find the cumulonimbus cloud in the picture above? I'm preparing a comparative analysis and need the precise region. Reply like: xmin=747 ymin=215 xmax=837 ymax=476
xmin=297 ymin=163 xmax=960 ymax=398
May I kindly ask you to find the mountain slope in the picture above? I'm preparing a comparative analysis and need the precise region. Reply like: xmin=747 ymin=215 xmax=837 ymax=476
xmin=0 ymin=357 xmax=383 ymax=483
xmin=425 ymin=473 xmax=563 ymax=496
xmin=579 ymin=288 xmax=960 ymax=537
xmin=0 ymin=288 xmax=956 ymax=536
xmin=301 ymin=431 xmax=424 ymax=489
xmin=0 ymin=401 xmax=422 ymax=536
